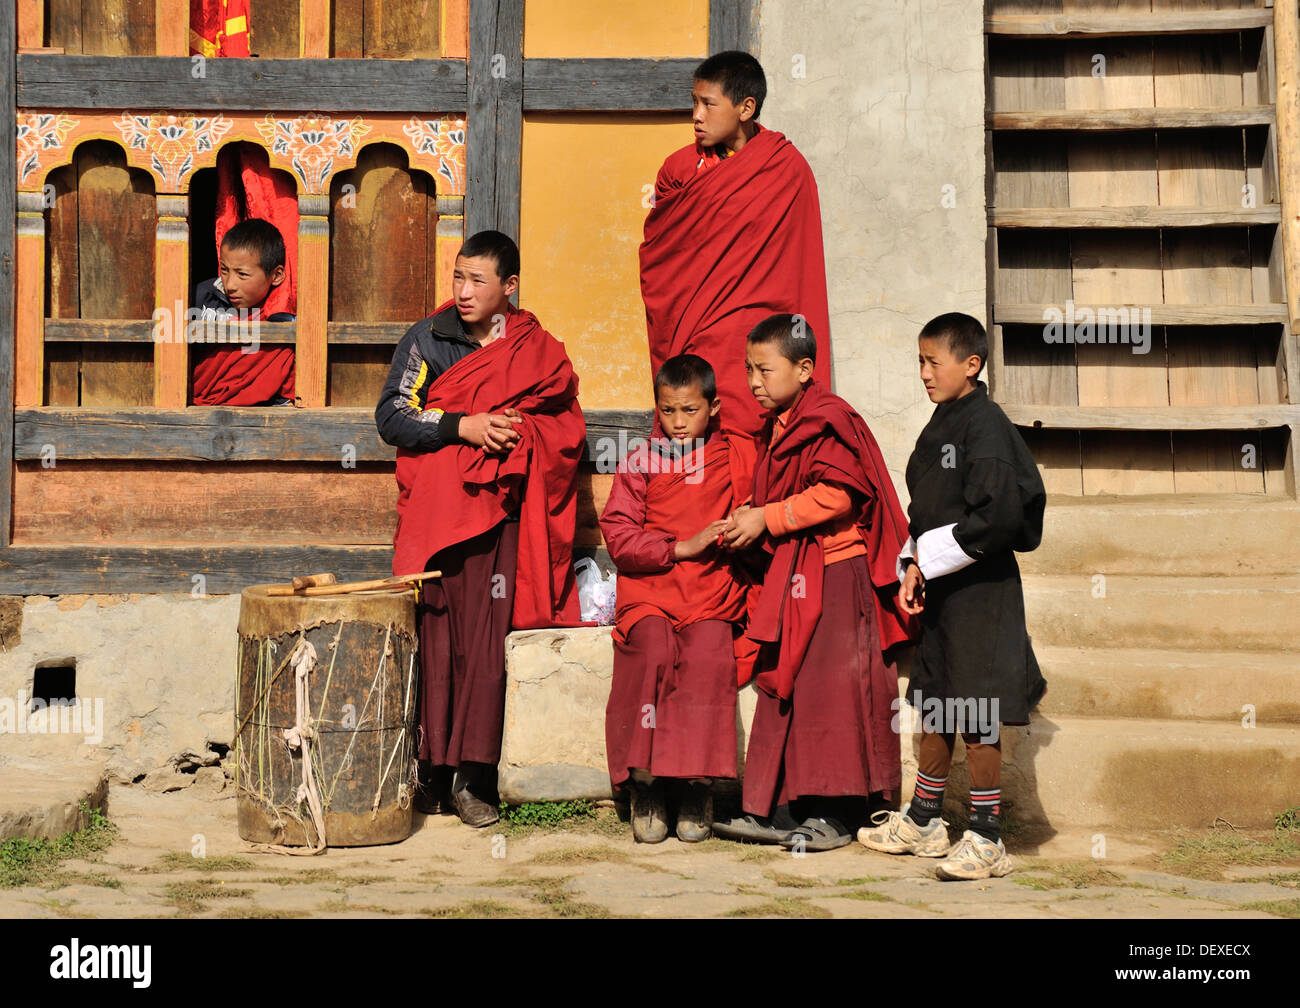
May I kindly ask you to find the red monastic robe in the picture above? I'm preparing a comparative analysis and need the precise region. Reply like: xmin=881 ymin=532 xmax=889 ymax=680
xmin=747 ymin=380 xmax=916 ymax=701
xmin=393 ymin=305 xmax=585 ymax=629
xmin=640 ymin=126 xmax=833 ymax=438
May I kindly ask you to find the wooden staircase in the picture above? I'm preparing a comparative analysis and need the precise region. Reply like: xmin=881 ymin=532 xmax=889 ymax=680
xmin=985 ymin=0 xmax=1299 ymax=496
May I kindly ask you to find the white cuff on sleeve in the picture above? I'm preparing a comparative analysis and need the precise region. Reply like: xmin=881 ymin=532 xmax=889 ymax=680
xmin=895 ymin=536 xmax=916 ymax=583
xmin=916 ymin=523 xmax=977 ymax=580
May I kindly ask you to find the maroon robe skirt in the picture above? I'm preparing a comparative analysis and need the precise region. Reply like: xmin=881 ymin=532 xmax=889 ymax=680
xmin=416 ymin=519 xmax=519 ymax=767
xmin=742 ymin=553 xmax=901 ymax=816
xmin=605 ymin=616 xmax=738 ymax=787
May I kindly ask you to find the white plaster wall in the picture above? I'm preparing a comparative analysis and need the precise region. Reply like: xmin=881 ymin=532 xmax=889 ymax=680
xmin=757 ymin=0 xmax=988 ymax=495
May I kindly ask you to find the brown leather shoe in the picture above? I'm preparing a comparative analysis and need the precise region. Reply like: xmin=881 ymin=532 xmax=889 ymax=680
xmin=450 ymin=767 xmax=500 ymax=828
xmin=630 ymin=780 xmax=668 ymax=843
xmin=675 ymin=781 xmax=713 ymax=843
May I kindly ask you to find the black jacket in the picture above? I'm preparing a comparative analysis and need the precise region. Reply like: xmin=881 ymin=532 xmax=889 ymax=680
xmin=374 ymin=304 xmax=483 ymax=453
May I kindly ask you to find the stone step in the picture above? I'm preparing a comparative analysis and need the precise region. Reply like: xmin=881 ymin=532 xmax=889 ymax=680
xmin=1023 ymin=574 xmax=1300 ymax=652
xmin=1020 ymin=495 xmax=1300 ymax=577
xmin=911 ymin=714 xmax=1300 ymax=832
xmin=1032 ymin=645 xmax=1300 ymax=724
xmin=0 ymin=758 xmax=108 ymax=843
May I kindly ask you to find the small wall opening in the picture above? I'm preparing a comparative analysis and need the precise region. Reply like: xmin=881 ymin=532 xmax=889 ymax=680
xmin=31 ymin=660 xmax=77 ymax=709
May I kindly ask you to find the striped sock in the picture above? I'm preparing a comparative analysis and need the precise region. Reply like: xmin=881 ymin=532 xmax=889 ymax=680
xmin=969 ymin=787 xmax=1001 ymax=842
xmin=908 ymin=771 xmax=947 ymax=826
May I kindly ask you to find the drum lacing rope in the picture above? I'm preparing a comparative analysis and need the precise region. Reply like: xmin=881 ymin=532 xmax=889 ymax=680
xmin=246 ymin=638 xmax=328 ymax=856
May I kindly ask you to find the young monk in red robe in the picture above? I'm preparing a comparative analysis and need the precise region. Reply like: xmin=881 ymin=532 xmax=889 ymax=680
xmin=375 ymin=230 xmax=585 ymax=827
xmin=717 ymin=313 xmax=915 ymax=851
xmin=600 ymin=354 xmax=756 ymax=843
xmin=191 ymin=145 xmax=298 ymax=405
xmin=640 ymin=51 xmax=832 ymax=438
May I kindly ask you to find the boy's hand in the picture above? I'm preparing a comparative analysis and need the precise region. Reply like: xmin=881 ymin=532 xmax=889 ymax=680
xmin=721 ymin=505 xmax=767 ymax=550
xmin=899 ymin=564 xmax=925 ymax=614
xmin=460 ymin=412 xmax=521 ymax=453
xmin=674 ymin=519 xmax=729 ymax=561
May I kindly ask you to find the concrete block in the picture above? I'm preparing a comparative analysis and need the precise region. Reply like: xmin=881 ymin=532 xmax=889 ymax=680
xmin=0 ymin=757 xmax=108 ymax=843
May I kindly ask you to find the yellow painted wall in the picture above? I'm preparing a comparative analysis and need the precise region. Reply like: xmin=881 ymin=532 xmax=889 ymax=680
xmin=523 ymin=0 xmax=708 ymax=58
xmin=519 ymin=112 xmax=691 ymax=409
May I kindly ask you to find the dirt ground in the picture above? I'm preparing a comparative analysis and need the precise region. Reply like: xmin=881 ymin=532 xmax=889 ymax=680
xmin=3 ymin=782 xmax=1299 ymax=919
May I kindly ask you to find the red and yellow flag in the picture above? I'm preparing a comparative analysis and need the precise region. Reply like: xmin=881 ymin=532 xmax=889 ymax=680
xmin=189 ymin=0 xmax=251 ymax=57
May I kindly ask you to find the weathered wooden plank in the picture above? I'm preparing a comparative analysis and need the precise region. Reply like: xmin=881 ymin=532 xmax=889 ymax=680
xmin=708 ymin=0 xmax=756 ymax=54
xmin=1003 ymin=404 xmax=1300 ymax=430
xmin=1 ymin=0 xmax=16 ymax=545
xmin=82 ymin=0 xmax=154 ymax=57
xmin=154 ymin=0 xmax=186 ymax=56
xmin=0 ymin=544 xmax=397 ymax=595
xmin=300 ymin=0 xmax=330 ymax=58
xmin=327 ymin=321 xmax=409 ymax=343
xmin=16 ymin=55 xmax=467 ymax=110
xmin=466 ymin=0 xmax=523 ymax=239
xmin=12 ymin=407 xmax=656 ymax=462
xmin=995 ymin=303 xmax=1289 ymax=325
xmin=992 ymin=206 xmax=1281 ymax=227
xmin=991 ymin=107 xmax=1275 ymax=130
xmin=248 ymin=0 xmax=300 ymax=58
xmin=987 ymin=11 xmax=1273 ymax=37
xmin=14 ymin=193 xmax=44 ymax=407
xmin=297 ymin=195 xmax=329 ymax=407
xmin=365 ymin=0 xmax=440 ymax=58
xmin=523 ymin=58 xmax=696 ymax=111
xmin=41 ymin=319 xmax=413 ymax=344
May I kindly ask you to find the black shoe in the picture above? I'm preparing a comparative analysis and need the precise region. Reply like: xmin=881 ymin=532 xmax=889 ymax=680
xmin=451 ymin=767 xmax=499 ymax=828
xmin=711 ymin=813 xmax=793 ymax=845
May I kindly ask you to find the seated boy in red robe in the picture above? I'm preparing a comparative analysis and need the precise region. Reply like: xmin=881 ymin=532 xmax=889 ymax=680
xmin=640 ymin=51 xmax=832 ymax=438
xmin=600 ymin=354 xmax=756 ymax=843
xmin=375 ymin=230 xmax=585 ymax=828
xmin=191 ymin=217 xmax=297 ymax=405
xmin=717 ymin=313 xmax=915 ymax=852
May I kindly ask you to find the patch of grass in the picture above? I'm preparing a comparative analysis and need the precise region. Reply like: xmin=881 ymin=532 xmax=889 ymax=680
xmin=527 ymin=844 xmax=632 ymax=866
xmin=735 ymin=846 xmax=784 ymax=864
xmin=338 ymin=874 xmax=395 ymax=886
xmin=425 ymin=900 xmax=530 ymax=919
xmin=1015 ymin=860 xmax=1130 ymax=890
xmin=521 ymin=875 xmax=611 ymax=918
xmin=162 ymin=879 xmax=253 ymax=914
xmin=157 ymin=852 xmax=255 ymax=873
xmin=0 ymin=803 xmax=118 ymax=888
xmin=726 ymin=895 xmax=832 ymax=919
xmin=1236 ymin=869 xmax=1300 ymax=887
xmin=255 ymin=869 xmax=343 ymax=886
xmin=765 ymin=871 xmax=818 ymax=889
xmin=1242 ymin=898 xmax=1300 ymax=919
xmin=1276 ymin=806 xmax=1300 ymax=833
xmin=833 ymin=876 xmax=886 ymax=886
xmin=47 ymin=870 xmax=123 ymax=890
xmin=499 ymin=800 xmax=598 ymax=833
xmin=1156 ymin=829 xmax=1300 ymax=882
xmin=839 ymin=888 xmax=893 ymax=903
xmin=217 ymin=907 xmax=301 ymax=919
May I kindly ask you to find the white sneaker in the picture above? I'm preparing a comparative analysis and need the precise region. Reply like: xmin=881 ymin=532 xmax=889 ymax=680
xmin=935 ymin=830 xmax=1013 ymax=881
xmin=857 ymin=808 xmax=951 ymax=857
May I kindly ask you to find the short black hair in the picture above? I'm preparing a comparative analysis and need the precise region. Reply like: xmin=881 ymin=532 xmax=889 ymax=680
xmin=220 ymin=218 xmax=285 ymax=275
xmin=919 ymin=312 xmax=988 ymax=376
xmin=746 ymin=312 xmax=817 ymax=365
xmin=694 ymin=50 xmax=766 ymax=118
xmin=654 ymin=353 xmax=718 ymax=402
xmin=458 ymin=229 xmax=520 ymax=282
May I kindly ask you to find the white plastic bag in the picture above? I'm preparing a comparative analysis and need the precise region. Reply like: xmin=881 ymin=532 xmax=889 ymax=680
xmin=574 ymin=557 xmax=617 ymax=625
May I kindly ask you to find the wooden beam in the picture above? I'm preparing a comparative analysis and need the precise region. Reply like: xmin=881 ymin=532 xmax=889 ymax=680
xmin=709 ymin=0 xmax=758 ymax=54
xmin=0 ymin=544 xmax=395 ymax=595
xmin=1003 ymin=404 xmax=1300 ymax=431
xmin=1274 ymin=0 xmax=1300 ymax=404
xmin=523 ymin=59 xmax=695 ymax=111
xmin=326 ymin=321 xmax=407 ymax=344
xmin=296 ymin=195 xmax=328 ymax=407
xmin=465 ymin=0 xmax=523 ymax=240
xmin=12 ymin=406 xmax=655 ymax=462
xmin=300 ymin=0 xmax=330 ymax=58
xmin=154 ymin=0 xmax=187 ymax=56
xmin=986 ymin=10 xmax=1273 ymax=39
xmin=990 ymin=107 xmax=1275 ymax=131
xmin=995 ymin=303 xmax=1289 ymax=326
xmin=153 ymin=196 xmax=188 ymax=407
xmin=991 ymin=206 xmax=1283 ymax=229
xmin=442 ymin=0 xmax=469 ymax=59
xmin=17 ymin=55 xmax=468 ymax=110
xmin=17 ymin=0 xmax=42 ymax=49
xmin=13 ymin=192 xmax=43 ymax=408
xmin=41 ymin=319 xmax=385 ymax=344
xmin=1 ymin=0 xmax=15 ymax=547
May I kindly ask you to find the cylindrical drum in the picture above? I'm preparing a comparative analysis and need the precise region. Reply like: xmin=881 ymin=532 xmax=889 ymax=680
xmin=234 ymin=585 xmax=418 ymax=847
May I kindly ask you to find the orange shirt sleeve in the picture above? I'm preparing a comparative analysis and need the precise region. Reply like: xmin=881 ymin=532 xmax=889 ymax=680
xmin=763 ymin=482 xmax=854 ymax=537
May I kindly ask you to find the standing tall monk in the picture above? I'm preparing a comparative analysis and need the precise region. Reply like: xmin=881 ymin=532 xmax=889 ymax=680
xmin=640 ymin=51 xmax=833 ymax=438
xmin=375 ymin=231 xmax=586 ymax=827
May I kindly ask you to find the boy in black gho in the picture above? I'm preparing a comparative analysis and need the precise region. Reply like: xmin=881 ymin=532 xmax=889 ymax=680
xmin=859 ymin=312 xmax=1046 ymax=880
